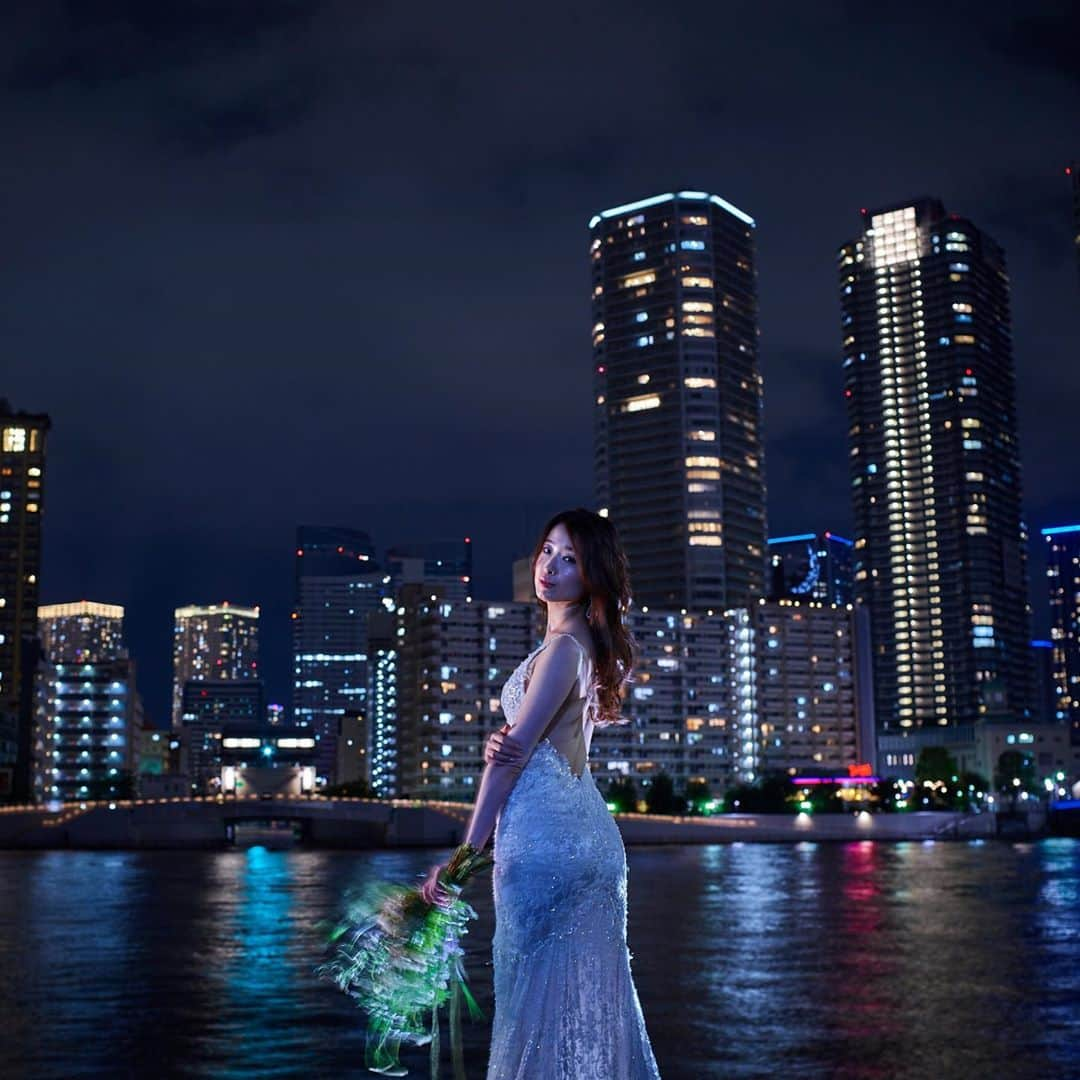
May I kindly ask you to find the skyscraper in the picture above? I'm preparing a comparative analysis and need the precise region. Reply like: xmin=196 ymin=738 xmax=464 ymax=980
xmin=0 ymin=400 xmax=50 ymax=801
xmin=1044 ymin=524 xmax=1080 ymax=744
xmin=171 ymin=603 xmax=259 ymax=728
xmin=839 ymin=199 xmax=1032 ymax=742
xmin=292 ymin=526 xmax=384 ymax=785
xmin=590 ymin=190 xmax=766 ymax=611
xmin=767 ymin=531 xmax=854 ymax=606
xmin=35 ymin=601 xmax=143 ymax=803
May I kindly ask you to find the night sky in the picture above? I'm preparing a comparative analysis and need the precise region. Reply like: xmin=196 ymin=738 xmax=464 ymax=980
xmin=4 ymin=1 xmax=1078 ymax=725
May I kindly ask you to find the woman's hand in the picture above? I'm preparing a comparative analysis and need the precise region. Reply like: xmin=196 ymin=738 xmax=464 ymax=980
xmin=419 ymin=862 xmax=452 ymax=907
xmin=484 ymin=723 xmax=527 ymax=772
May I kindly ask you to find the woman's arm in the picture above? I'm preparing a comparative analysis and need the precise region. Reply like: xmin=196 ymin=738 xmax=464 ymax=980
xmin=420 ymin=638 xmax=581 ymax=902
xmin=461 ymin=637 xmax=581 ymax=850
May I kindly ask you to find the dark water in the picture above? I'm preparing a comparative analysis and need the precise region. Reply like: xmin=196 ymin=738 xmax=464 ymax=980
xmin=1 ymin=840 xmax=1077 ymax=1080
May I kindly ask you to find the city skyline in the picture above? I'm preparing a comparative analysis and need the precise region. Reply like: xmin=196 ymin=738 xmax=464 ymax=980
xmin=3 ymin=3 xmax=1077 ymax=720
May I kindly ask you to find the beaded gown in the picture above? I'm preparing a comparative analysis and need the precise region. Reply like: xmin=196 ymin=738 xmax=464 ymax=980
xmin=487 ymin=633 xmax=662 ymax=1080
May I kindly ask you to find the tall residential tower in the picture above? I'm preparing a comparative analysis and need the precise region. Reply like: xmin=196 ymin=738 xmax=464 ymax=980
xmin=1044 ymin=524 xmax=1080 ymax=745
xmin=292 ymin=526 xmax=385 ymax=784
xmin=0 ymin=400 xmax=50 ymax=801
xmin=590 ymin=191 xmax=766 ymax=611
xmin=171 ymin=603 xmax=260 ymax=728
xmin=839 ymin=199 xmax=1031 ymax=741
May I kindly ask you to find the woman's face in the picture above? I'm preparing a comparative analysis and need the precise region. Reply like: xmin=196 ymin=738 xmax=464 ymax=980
xmin=534 ymin=522 xmax=586 ymax=605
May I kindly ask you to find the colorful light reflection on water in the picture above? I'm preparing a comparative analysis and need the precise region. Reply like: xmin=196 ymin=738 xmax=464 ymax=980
xmin=0 ymin=841 xmax=1077 ymax=1078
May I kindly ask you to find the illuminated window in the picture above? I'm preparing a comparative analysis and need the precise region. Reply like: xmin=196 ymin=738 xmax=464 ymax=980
xmin=682 ymin=301 xmax=713 ymax=313
xmin=2 ymin=428 xmax=27 ymax=453
xmin=684 ymin=377 xmax=716 ymax=389
xmin=954 ymin=334 xmax=976 ymax=345
xmin=621 ymin=271 xmax=656 ymax=288
xmin=680 ymin=240 xmax=705 ymax=250
xmin=687 ymin=430 xmax=716 ymax=441
xmin=689 ymin=535 xmax=722 ymax=546
xmin=682 ymin=276 xmax=713 ymax=288
xmin=621 ymin=394 xmax=661 ymax=413
xmin=682 ymin=327 xmax=715 ymax=338
xmin=686 ymin=456 xmax=721 ymax=468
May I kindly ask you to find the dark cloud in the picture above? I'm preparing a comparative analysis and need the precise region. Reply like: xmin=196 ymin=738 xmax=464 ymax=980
xmin=2 ymin=0 xmax=1076 ymax=717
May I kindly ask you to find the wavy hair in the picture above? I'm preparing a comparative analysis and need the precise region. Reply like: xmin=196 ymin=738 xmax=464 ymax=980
xmin=530 ymin=508 xmax=635 ymax=726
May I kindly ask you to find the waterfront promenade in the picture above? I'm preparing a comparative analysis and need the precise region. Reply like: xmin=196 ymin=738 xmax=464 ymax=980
xmin=0 ymin=793 xmax=1010 ymax=848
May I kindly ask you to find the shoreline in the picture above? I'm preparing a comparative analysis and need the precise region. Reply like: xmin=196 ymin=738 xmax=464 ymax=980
xmin=0 ymin=795 xmax=1061 ymax=849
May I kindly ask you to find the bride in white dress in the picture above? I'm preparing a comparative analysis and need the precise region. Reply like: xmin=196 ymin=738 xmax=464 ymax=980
xmin=421 ymin=508 xmax=661 ymax=1079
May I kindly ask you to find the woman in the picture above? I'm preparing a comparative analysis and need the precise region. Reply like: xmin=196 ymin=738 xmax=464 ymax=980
xmin=421 ymin=508 xmax=661 ymax=1079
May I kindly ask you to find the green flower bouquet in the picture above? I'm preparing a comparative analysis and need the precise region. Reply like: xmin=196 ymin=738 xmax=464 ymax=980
xmin=319 ymin=842 xmax=494 ymax=1078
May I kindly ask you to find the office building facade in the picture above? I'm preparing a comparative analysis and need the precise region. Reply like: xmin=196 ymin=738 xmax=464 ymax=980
xmin=839 ymin=199 xmax=1032 ymax=742
xmin=590 ymin=190 xmax=766 ymax=611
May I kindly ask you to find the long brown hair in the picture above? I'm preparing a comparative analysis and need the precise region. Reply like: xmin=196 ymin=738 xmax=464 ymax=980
xmin=530 ymin=508 xmax=635 ymax=726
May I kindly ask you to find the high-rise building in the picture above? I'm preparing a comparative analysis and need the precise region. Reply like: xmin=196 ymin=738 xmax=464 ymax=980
xmin=179 ymin=679 xmax=266 ymax=792
xmin=0 ymin=400 xmax=50 ymax=801
xmin=617 ymin=607 xmax=732 ymax=794
xmin=291 ymin=526 xmax=385 ymax=784
xmin=34 ymin=601 xmax=143 ymax=803
xmin=366 ymin=611 xmax=400 ymax=797
xmin=1044 ymin=524 xmax=1080 ymax=745
xmin=749 ymin=599 xmax=873 ymax=777
xmin=1030 ymin=639 xmax=1057 ymax=727
xmin=590 ymin=190 xmax=766 ymax=611
xmin=839 ymin=199 xmax=1032 ymax=746
xmin=386 ymin=538 xmax=473 ymax=606
xmin=767 ymin=531 xmax=854 ymax=606
xmin=396 ymin=596 xmax=535 ymax=799
xmin=171 ymin=603 xmax=259 ymax=728
xmin=37 ymin=601 xmax=125 ymax=661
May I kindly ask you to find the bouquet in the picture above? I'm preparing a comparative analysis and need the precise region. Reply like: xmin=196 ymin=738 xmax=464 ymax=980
xmin=319 ymin=842 xmax=494 ymax=1078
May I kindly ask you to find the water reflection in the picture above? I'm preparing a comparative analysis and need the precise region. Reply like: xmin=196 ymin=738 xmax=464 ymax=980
xmin=0 ymin=842 xmax=1077 ymax=1079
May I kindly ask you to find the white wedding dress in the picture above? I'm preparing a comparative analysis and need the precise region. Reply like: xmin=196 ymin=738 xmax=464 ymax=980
xmin=487 ymin=633 xmax=662 ymax=1079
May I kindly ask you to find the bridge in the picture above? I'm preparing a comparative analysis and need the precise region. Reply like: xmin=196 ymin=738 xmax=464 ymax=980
xmin=0 ymin=793 xmax=472 ymax=849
